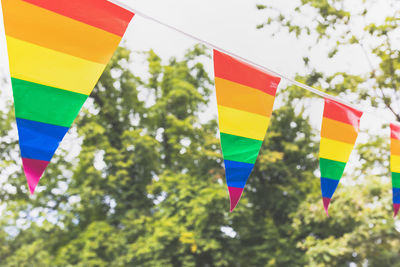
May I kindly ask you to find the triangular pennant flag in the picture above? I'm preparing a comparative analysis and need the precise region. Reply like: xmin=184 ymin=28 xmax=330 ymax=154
xmin=390 ymin=123 xmax=400 ymax=217
xmin=213 ymin=50 xmax=281 ymax=211
xmin=1 ymin=0 xmax=134 ymax=193
xmin=319 ymin=98 xmax=363 ymax=215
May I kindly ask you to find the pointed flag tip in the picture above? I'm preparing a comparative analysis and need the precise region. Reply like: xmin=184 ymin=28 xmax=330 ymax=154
xmin=22 ymin=158 xmax=49 ymax=195
xmin=322 ymin=197 xmax=331 ymax=217
xmin=228 ymin=187 xmax=244 ymax=212
xmin=394 ymin=204 xmax=400 ymax=218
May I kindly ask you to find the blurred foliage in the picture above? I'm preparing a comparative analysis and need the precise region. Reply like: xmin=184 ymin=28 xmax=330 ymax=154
xmin=257 ymin=0 xmax=400 ymax=115
xmin=0 ymin=45 xmax=319 ymax=266
xmin=0 ymin=0 xmax=399 ymax=264
xmin=256 ymin=0 xmax=400 ymax=266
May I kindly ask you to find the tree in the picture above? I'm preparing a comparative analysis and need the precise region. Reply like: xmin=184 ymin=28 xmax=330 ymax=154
xmin=0 ymin=41 xmax=322 ymax=266
xmin=256 ymin=0 xmax=400 ymax=265
xmin=257 ymin=0 xmax=399 ymax=116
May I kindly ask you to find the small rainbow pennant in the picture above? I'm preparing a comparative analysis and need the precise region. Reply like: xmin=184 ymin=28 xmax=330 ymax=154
xmin=319 ymin=98 xmax=363 ymax=216
xmin=213 ymin=50 xmax=281 ymax=211
xmin=390 ymin=123 xmax=400 ymax=217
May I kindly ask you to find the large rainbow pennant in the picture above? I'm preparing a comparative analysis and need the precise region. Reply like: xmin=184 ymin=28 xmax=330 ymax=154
xmin=213 ymin=50 xmax=281 ymax=212
xmin=319 ymin=98 xmax=363 ymax=215
xmin=1 ymin=0 xmax=134 ymax=193
xmin=390 ymin=123 xmax=400 ymax=217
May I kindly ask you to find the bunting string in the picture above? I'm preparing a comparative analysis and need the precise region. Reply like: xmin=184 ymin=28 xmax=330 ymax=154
xmin=109 ymin=0 xmax=381 ymax=118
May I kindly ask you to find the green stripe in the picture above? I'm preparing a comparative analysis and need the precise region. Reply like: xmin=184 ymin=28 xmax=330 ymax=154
xmin=392 ymin=172 xmax=400 ymax=188
xmin=220 ymin=132 xmax=263 ymax=164
xmin=12 ymin=78 xmax=88 ymax=127
xmin=320 ymin=157 xmax=346 ymax=180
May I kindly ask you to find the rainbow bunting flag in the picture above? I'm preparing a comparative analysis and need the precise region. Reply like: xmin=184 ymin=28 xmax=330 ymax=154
xmin=319 ymin=98 xmax=362 ymax=215
xmin=1 ymin=0 xmax=134 ymax=193
xmin=213 ymin=50 xmax=281 ymax=212
xmin=390 ymin=123 xmax=400 ymax=217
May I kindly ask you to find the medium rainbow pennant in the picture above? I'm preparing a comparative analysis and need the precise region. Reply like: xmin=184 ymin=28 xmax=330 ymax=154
xmin=1 ymin=0 xmax=134 ymax=193
xmin=319 ymin=98 xmax=363 ymax=215
xmin=213 ymin=50 xmax=281 ymax=212
xmin=390 ymin=123 xmax=400 ymax=217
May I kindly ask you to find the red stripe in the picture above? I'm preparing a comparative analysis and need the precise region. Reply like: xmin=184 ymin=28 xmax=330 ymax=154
xmin=22 ymin=0 xmax=134 ymax=36
xmin=213 ymin=50 xmax=281 ymax=96
xmin=323 ymin=98 xmax=363 ymax=130
xmin=391 ymin=123 xmax=400 ymax=140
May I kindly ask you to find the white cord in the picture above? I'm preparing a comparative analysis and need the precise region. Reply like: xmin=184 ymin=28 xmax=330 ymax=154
xmin=108 ymin=0 xmax=392 ymax=120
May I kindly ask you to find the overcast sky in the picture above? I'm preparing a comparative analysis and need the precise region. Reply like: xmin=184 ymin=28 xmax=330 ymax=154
xmin=0 ymin=0 xmax=376 ymax=87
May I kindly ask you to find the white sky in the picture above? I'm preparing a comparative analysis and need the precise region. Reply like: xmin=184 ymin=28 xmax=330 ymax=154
xmin=0 ymin=0 xmax=376 ymax=89
xmin=0 ymin=0 xmax=387 ymax=98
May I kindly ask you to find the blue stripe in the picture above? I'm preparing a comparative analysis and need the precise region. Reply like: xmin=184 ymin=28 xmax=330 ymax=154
xmin=321 ymin=177 xmax=339 ymax=198
xmin=16 ymin=118 xmax=69 ymax=162
xmin=393 ymin=188 xmax=400 ymax=204
xmin=224 ymin=160 xmax=254 ymax=188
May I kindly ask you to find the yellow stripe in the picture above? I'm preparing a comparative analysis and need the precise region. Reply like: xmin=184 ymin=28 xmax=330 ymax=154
xmin=319 ymin=137 xmax=354 ymax=163
xmin=218 ymin=105 xmax=270 ymax=140
xmin=7 ymin=36 xmax=105 ymax=95
xmin=391 ymin=155 xmax=400 ymax=173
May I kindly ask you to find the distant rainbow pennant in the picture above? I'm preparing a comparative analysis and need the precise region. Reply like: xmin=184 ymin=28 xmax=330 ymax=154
xmin=319 ymin=98 xmax=363 ymax=216
xmin=1 ymin=0 xmax=134 ymax=193
xmin=390 ymin=123 xmax=400 ymax=217
xmin=213 ymin=50 xmax=281 ymax=212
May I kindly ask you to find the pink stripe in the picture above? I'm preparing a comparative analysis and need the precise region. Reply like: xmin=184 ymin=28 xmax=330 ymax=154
xmin=228 ymin=186 xmax=244 ymax=212
xmin=322 ymin=197 xmax=331 ymax=217
xmin=394 ymin=203 xmax=400 ymax=217
xmin=22 ymin=157 xmax=49 ymax=194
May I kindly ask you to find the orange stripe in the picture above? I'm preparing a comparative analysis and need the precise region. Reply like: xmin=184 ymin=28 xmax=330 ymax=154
xmin=392 ymin=138 xmax=400 ymax=156
xmin=321 ymin=117 xmax=358 ymax=144
xmin=215 ymin=77 xmax=275 ymax=117
xmin=2 ymin=0 xmax=121 ymax=64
